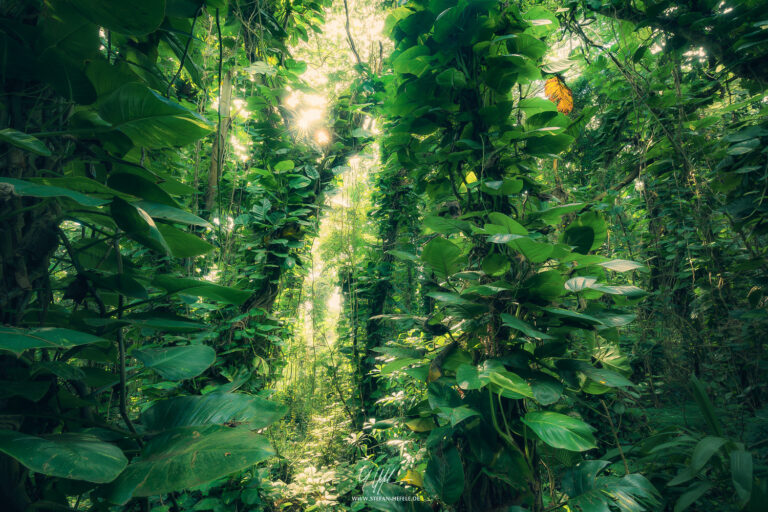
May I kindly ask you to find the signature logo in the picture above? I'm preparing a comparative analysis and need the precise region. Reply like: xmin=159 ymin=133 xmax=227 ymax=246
xmin=358 ymin=464 xmax=398 ymax=494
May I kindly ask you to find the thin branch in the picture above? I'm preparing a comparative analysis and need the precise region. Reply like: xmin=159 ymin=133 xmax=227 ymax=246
xmin=166 ymin=3 xmax=202 ymax=98
xmin=114 ymin=239 xmax=139 ymax=440
xmin=601 ymin=399 xmax=630 ymax=475
xmin=342 ymin=0 xmax=363 ymax=68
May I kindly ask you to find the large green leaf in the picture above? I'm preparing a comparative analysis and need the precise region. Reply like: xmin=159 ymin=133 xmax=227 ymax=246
xmin=29 ymin=176 xmax=133 ymax=200
xmin=526 ymin=133 xmax=574 ymax=157
xmin=487 ymin=212 xmax=528 ymax=235
xmin=85 ymin=271 xmax=148 ymax=299
xmin=522 ymin=411 xmax=596 ymax=451
xmin=668 ymin=436 xmax=727 ymax=487
xmin=731 ymin=448 xmax=753 ymax=505
xmin=123 ymin=312 xmax=208 ymax=332
xmin=421 ymin=237 xmax=462 ymax=278
xmin=530 ymin=373 xmax=563 ymax=405
xmin=597 ymin=259 xmax=646 ymax=273
xmin=69 ymin=0 xmax=167 ymax=36
xmin=0 ymin=128 xmax=51 ymax=156
xmin=157 ymin=224 xmax=215 ymax=258
xmin=111 ymin=198 xmax=170 ymax=253
xmin=562 ymin=212 xmax=607 ymax=254
xmin=135 ymin=201 xmax=211 ymax=227
xmin=107 ymin=173 xmax=178 ymax=207
xmin=689 ymin=375 xmax=723 ymax=436
xmin=565 ymin=276 xmax=598 ymax=293
xmin=542 ymin=307 xmax=604 ymax=327
xmin=589 ymin=284 xmax=646 ymax=297
xmin=574 ymin=361 xmax=634 ymax=389
xmin=456 ymin=364 xmax=484 ymax=390
xmin=98 ymin=83 xmax=213 ymax=148
xmin=104 ymin=425 xmax=274 ymax=503
xmin=0 ymin=327 xmax=105 ymax=356
xmin=0 ymin=178 xmax=108 ymax=206
xmin=525 ymin=270 xmax=565 ymax=301
xmin=508 ymin=237 xmax=554 ymax=263
xmin=141 ymin=393 xmax=287 ymax=431
xmin=489 ymin=370 xmax=534 ymax=399
xmin=674 ymin=482 xmax=713 ymax=512
xmin=423 ymin=444 xmax=464 ymax=504
xmin=134 ymin=345 xmax=216 ymax=380
xmin=562 ymin=460 xmax=660 ymax=512
xmin=0 ymin=430 xmax=127 ymax=483
xmin=152 ymin=275 xmax=252 ymax=305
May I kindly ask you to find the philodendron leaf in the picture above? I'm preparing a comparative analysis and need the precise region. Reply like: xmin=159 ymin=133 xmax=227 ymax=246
xmin=0 ymin=327 xmax=105 ymax=356
xmin=456 ymin=364 xmax=484 ymax=390
xmin=597 ymin=259 xmax=647 ymax=272
xmin=0 ymin=128 xmax=51 ymax=155
xmin=561 ymin=211 xmax=607 ymax=253
xmin=134 ymin=345 xmax=216 ymax=380
xmin=141 ymin=392 xmax=287 ymax=431
xmin=530 ymin=373 xmax=563 ymax=405
xmin=104 ymin=425 xmax=274 ymax=504
xmin=152 ymin=275 xmax=253 ymax=305
xmin=111 ymin=198 xmax=170 ymax=254
xmin=501 ymin=313 xmax=553 ymax=340
xmin=157 ymin=224 xmax=215 ymax=258
xmin=0 ymin=430 xmax=127 ymax=483
xmin=123 ymin=312 xmax=208 ymax=332
xmin=522 ymin=411 xmax=596 ymax=451
xmin=421 ymin=237 xmax=462 ymax=278
xmin=98 ymin=83 xmax=213 ymax=148
xmin=134 ymin=201 xmax=211 ymax=227
xmin=423 ymin=444 xmax=464 ymax=504
xmin=487 ymin=212 xmax=528 ymax=235
xmin=564 ymin=276 xmax=598 ymax=293
xmin=0 ymin=178 xmax=108 ymax=206
xmin=489 ymin=370 xmax=534 ymax=399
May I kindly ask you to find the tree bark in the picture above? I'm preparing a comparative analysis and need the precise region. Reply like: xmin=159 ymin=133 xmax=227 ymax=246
xmin=205 ymin=69 xmax=234 ymax=213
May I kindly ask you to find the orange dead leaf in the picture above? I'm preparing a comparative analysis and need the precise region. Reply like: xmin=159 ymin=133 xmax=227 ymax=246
xmin=544 ymin=76 xmax=573 ymax=114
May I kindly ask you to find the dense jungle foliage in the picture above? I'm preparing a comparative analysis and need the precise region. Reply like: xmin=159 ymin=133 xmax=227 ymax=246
xmin=1 ymin=0 xmax=767 ymax=510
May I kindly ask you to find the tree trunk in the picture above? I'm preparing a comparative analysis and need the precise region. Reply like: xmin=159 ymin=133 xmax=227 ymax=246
xmin=205 ymin=69 xmax=234 ymax=213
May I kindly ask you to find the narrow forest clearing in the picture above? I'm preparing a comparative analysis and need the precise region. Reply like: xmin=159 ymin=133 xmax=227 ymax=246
xmin=0 ymin=0 xmax=766 ymax=511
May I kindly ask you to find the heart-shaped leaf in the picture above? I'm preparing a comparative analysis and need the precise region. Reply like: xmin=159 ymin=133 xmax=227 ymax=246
xmin=522 ymin=411 xmax=596 ymax=451
xmin=0 ymin=430 xmax=127 ymax=483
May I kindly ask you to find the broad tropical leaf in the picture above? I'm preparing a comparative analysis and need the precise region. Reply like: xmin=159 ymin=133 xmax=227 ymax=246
xmin=98 ymin=83 xmax=213 ymax=148
xmin=0 ymin=430 xmax=127 ymax=483
xmin=522 ymin=411 xmax=596 ymax=451
xmin=104 ymin=426 xmax=274 ymax=503
xmin=0 ymin=128 xmax=51 ymax=155
xmin=0 ymin=327 xmax=105 ymax=356
xmin=141 ymin=392 xmax=287 ymax=431
xmin=134 ymin=345 xmax=216 ymax=380
xmin=423 ymin=444 xmax=464 ymax=504
xmin=0 ymin=178 xmax=108 ymax=206
xmin=152 ymin=275 xmax=253 ymax=305
xmin=421 ymin=237 xmax=463 ymax=278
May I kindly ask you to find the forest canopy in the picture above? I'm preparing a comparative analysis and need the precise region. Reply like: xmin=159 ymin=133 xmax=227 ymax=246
xmin=0 ymin=0 xmax=766 ymax=511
